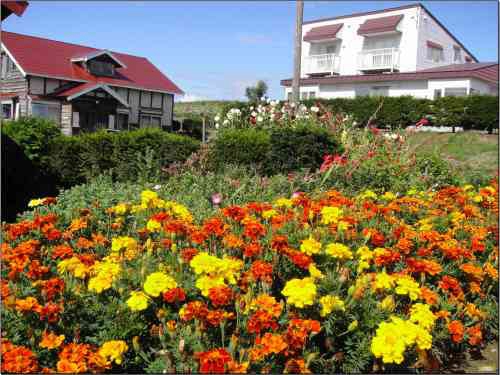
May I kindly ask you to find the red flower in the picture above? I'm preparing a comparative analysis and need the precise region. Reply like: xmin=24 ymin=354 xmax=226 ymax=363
xmin=243 ymin=242 xmax=262 ymax=258
xmin=448 ymin=320 xmax=464 ymax=343
xmin=180 ymin=248 xmax=199 ymax=263
xmin=207 ymin=286 xmax=233 ymax=307
xmin=250 ymin=260 xmax=273 ymax=284
xmin=196 ymin=348 xmax=232 ymax=373
xmin=163 ymin=287 xmax=186 ymax=304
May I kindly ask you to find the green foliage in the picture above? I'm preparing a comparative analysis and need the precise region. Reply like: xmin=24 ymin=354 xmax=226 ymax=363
xmin=1 ymin=117 xmax=61 ymax=166
xmin=302 ymin=95 xmax=499 ymax=131
xmin=266 ymin=125 xmax=343 ymax=174
xmin=46 ymin=129 xmax=200 ymax=187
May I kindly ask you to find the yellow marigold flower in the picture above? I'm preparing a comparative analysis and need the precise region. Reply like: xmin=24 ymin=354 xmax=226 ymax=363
xmin=99 ymin=340 xmax=128 ymax=365
xmin=357 ymin=260 xmax=370 ymax=273
xmin=381 ymin=191 xmax=397 ymax=201
xmin=190 ymin=252 xmax=222 ymax=275
xmin=111 ymin=236 xmax=137 ymax=253
xmin=348 ymin=320 xmax=358 ymax=332
xmin=371 ymin=320 xmax=406 ymax=364
xmin=300 ymin=236 xmax=321 ymax=256
xmin=359 ymin=190 xmax=377 ymax=200
xmin=146 ymin=219 xmax=162 ymax=232
xmin=141 ymin=190 xmax=159 ymax=206
xmin=395 ymin=276 xmax=421 ymax=301
xmin=319 ymin=295 xmax=345 ymax=317
xmin=325 ymin=243 xmax=353 ymax=260
xmin=282 ymin=278 xmax=317 ymax=308
xmin=113 ymin=203 xmax=128 ymax=215
xmin=356 ymin=246 xmax=373 ymax=261
xmin=39 ymin=332 xmax=65 ymax=350
xmin=337 ymin=220 xmax=350 ymax=231
xmin=88 ymin=275 xmax=113 ymax=294
xmin=28 ymin=198 xmax=45 ymax=207
xmin=195 ymin=274 xmax=226 ymax=297
xmin=274 ymin=198 xmax=293 ymax=208
xmin=308 ymin=263 xmax=324 ymax=279
xmin=379 ymin=295 xmax=395 ymax=311
xmin=126 ymin=291 xmax=149 ymax=311
xmin=143 ymin=272 xmax=177 ymax=297
xmin=374 ymin=272 xmax=394 ymax=291
xmin=57 ymin=257 xmax=89 ymax=279
xmin=262 ymin=209 xmax=278 ymax=220
xmin=409 ymin=303 xmax=436 ymax=331
xmin=320 ymin=206 xmax=343 ymax=225
xmin=463 ymin=184 xmax=474 ymax=191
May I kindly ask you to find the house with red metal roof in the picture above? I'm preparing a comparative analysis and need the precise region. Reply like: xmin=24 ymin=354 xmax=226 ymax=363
xmin=1 ymin=31 xmax=183 ymax=134
xmin=281 ymin=3 xmax=498 ymax=99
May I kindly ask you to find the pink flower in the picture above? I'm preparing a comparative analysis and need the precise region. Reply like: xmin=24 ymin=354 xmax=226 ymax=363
xmin=416 ymin=118 xmax=429 ymax=127
xmin=211 ymin=193 xmax=222 ymax=206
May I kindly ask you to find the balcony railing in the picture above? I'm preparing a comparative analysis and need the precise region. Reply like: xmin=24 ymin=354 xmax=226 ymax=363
xmin=357 ymin=48 xmax=400 ymax=71
xmin=304 ymin=54 xmax=341 ymax=75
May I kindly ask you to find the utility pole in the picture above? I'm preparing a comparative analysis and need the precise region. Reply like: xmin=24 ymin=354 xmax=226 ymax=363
xmin=292 ymin=0 xmax=303 ymax=103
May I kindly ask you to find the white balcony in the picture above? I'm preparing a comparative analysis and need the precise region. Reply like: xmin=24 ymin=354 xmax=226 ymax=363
xmin=357 ymin=48 xmax=400 ymax=71
xmin=304 ymin=53 xmax=341 ymax=75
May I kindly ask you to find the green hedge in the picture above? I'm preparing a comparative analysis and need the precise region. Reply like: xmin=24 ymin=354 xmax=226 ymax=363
xmin=301 ymin=95 xmax=498 ymax=131
xmin=47 ymin=128 xmax=200 ymax=187
xmin=211 ymin=125 xmax=342 ymax=174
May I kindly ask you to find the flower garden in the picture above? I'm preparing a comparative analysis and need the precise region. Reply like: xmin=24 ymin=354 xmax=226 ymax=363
xmin=1 ymin=100 xmax=499 ymax=373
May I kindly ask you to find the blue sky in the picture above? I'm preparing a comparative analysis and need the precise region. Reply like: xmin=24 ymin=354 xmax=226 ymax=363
xmin=3 ymin=1 xmax=498 ymax=100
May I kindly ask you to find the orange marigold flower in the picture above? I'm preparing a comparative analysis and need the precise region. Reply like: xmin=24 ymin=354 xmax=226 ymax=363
xmin=460 ymin=263 xmax=484 ymax=281
xmin=420 ymin=287 xmax=439 ymax=305
xmin=179 ymin=301 xmax=208 ymax=322
xmin=257 ymin=332 xmax=287 ymax=355
xmin=466 ymin=324 xmax=483 ymax=346
xmin=448 ymin=320 xmax=465 ymax=343
xmin=76 ymin=237 xmax=94 ymax=250
xmin=222 ymin=205 xmax=247 ymax=222
xmin=15 ymin=296 xmax=40 ymax=313
xmin=207 ymin=285 xmax=233 ymax=307
xmin=180 ymin=248 xmax=199 ymax=263
xmin=195 ymin=348 xmax=232 ymax=373
xmin=40 ymin=331 xmax=65 ymax=350
xmin=205 ymin=310 xmax=235 ymax=326
xmin=26 ymin=260 xmax=50 ymax=280
xmin=484 ymin=263 xmax=499 ymax=279
xmin=243 ymin=242 xmax=262 ymax=258
xmin=226 ymin=360 xmax=249 ymax=373
xmin=1 ymin=344 xmax=39 ymax=373
xmin=222 ymin=234 xmax=244 ymax=249
xmin=202 ymin=217 xmax=227 ymax=237
xmin=242 ymin=219 xmax=266 ymax=240
xmin=51 ymin=245 xmax=74 ymax=260
xmin=250 ymin=260 xmax=273 ymax=284
xmin=406 ymin=258 xmax=442 ymax=276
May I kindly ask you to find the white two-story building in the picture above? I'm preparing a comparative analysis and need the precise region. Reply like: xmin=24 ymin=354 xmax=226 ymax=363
xmin=281 ymin=3 xmax=498 ymax=99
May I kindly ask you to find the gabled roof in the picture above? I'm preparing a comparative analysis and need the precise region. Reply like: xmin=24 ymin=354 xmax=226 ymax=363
xmin=1 ymin=31 xmax=183 ymax=95
xmin=303 ymin=2 xmax=478 ymax=62
xmin=71 ymin=50 xmax=127 ymax=69
xmin=55 ymin=82 xmax=129 ymax=107
xmin=281 ymin=63 xmax=499 ymax=87
xmin=1 ymin=1 xmax=29 ymax=20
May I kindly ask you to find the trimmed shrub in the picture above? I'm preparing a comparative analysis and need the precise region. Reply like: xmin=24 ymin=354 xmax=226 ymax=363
xmin=211 ymin=126 xmax=343 ymax=175
xmin=266 ymin=125 xmax=342 ymax=174
xmin=1 ymin=117 xmax=61 ymax=166
xmin=302 ymin=95 xmax=498 ymax=131
xmin=46 ymin=129 xmax=200 ymax=187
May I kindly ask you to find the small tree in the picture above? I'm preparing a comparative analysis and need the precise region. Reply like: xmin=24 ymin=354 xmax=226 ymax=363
xmin=245 ymin=80 xmax=268 ymax=103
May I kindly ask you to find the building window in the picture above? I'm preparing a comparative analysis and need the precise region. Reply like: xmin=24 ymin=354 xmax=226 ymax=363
xmin=140 ymin=114 xmax=162 ymax=127
xmin=426 ymin=46 xmax=444 ymax=63
xmin=309 ymin=92 xmax=316 ymax=99
xmin=2 ymin=102 xmax=12 ymax=119
xmin=433 ymin=89 xmax=442 ymax=99
xmin=300 ymin=92 xmax=308 ymax=100
xmin=31 ymin=103 xmax=60 ymax=123
xmin=117 ymin=113 xmax=129 ymax=130
xmin=88 ymin=60 xmax=115 ymax=77
xmin=469 ymin=88 xmax=480 ymax=95
xmin=444 ymin=88 xmax=468 ymax=97
xmin=287 ymin=92 xmax=292 ymax=101
xmin=453 ymin=47 xmax=462 ymax=63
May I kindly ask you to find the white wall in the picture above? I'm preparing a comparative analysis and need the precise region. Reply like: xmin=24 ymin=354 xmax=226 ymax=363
xmin=469 ymin=78 xmax=497 ymax=95
xmin=416 ymin=7 xmax=474 ymax=70
xmin=301 ymin=6 xmax=420 ymax=77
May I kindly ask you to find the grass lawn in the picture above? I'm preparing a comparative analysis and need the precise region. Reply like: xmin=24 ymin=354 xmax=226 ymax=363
xmin=407 ymin=132 xmax=498 ymax=178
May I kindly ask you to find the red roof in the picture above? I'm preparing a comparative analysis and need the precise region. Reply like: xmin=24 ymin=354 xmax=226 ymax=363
xmin=281 ymin=63 xmax=499 ymax=86
xmin=1 ymin=1 xmax=28 ymax=20
xmin=357 ymin=15 xmax=403 ymax=35
xmin=303 ymin=24 xmax=343 ymax=42
xmin=1 ymin=31 xmax=183 ymax=95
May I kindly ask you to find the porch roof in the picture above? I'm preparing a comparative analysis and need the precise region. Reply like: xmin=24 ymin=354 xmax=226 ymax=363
xmin=357 ymin=15 xmax=403 ymax=36
xmin=56 ymin=82 xmax=129 ymax=107
xmin=303 ymin=24 xmax=343 ymax=42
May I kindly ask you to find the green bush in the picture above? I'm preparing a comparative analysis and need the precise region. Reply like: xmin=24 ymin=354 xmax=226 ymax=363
xmin=211 ymin=128 xmax=271 ymax=168
xmin=211 ymin=126 xmax=342 ymax=175
xmin=266 ymin=125 xmax=343 ymax=174
xmin=1 ymin=117 xmax=61 ymax=166
xmin=302 ymin=95 xmax=498 ymax=131
xmin=46 ymin=129 xmax=200 ymax=187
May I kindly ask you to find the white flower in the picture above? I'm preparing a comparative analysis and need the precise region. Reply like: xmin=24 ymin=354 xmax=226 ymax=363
xmin=310 ymin=106 xmax=319 ymax=113
xmin=214 ymin=115 xmax=220 ymax=122
xmin=223 ymin=119 xmax=229 ymax=125
xmin=215 ymin=123 xmax=220 ymax=129
xmin=250 ymin=106 xmax=254 ymax=111
xmin=257 ymin=115 xmax=263 ymax=123
xmin=251 ymin=111 xmax=257 ymax=117
xmin=153 ymin=184 xmax=162 ymax=190
xmin=270 ymin=113 xmax=275 ymax=120
xmin=290 ymin=102 xmax=296 ymax=108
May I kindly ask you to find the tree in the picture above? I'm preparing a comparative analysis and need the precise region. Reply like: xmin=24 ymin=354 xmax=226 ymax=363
xmin=292 ymin=0 xmax=304 ymax=103
xmin=245 ymin=80 xmax=268 ymax=103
